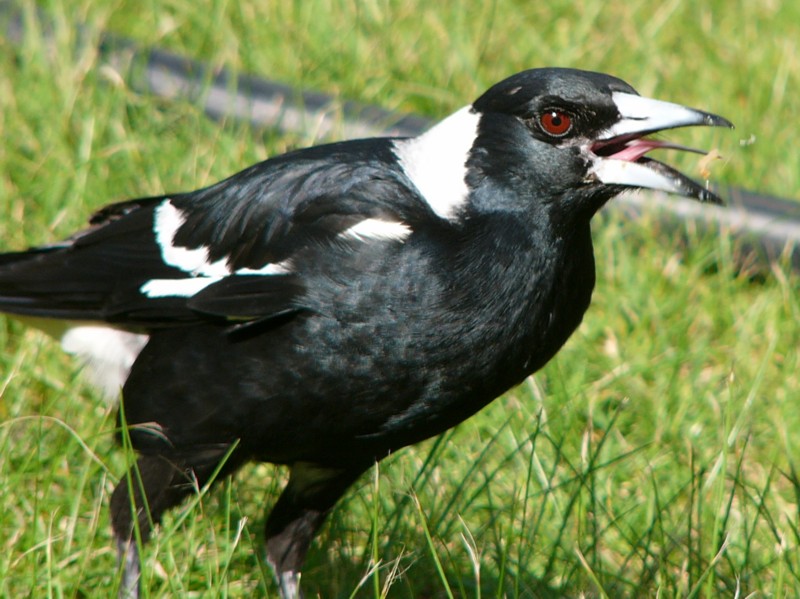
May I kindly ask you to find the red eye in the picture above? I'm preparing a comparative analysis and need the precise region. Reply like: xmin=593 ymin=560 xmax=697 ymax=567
xmin=539 ymin=110 xmax=573 ymax=137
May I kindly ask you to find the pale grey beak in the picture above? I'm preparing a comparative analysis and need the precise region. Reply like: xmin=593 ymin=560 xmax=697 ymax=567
xmin=589 ymin=92 xmax=734 ymax=204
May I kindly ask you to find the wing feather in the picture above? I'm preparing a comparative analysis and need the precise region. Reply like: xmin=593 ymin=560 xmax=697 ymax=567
xmin=0 ymin=138 xmax=430 ymax=329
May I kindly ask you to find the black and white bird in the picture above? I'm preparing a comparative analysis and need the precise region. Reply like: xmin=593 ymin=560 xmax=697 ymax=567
xmin=0 ymin=68 xmax=731 ymax=597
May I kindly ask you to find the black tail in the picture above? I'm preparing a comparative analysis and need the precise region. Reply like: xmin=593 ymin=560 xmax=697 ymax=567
xmin=0 ymin=246 xmax=111 ymax=320
xmin=0 ymin=198 xmax=193 ymax=325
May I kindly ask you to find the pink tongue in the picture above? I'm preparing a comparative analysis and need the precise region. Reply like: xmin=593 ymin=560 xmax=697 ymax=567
xmin=611 ymin=139 xmax=704 ymax=162
xmin=613 ymin=139 xmax=673 ymax=161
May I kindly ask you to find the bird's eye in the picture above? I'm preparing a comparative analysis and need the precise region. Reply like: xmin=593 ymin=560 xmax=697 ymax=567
xmin=538 ymin=110 xmax=573 ymax=137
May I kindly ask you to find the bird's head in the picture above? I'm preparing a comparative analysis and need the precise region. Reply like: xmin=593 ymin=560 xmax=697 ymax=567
xmin=470 ymin=68 xmax=733 ymax=214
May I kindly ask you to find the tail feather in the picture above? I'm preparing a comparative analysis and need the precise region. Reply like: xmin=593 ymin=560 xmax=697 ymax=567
xmin=0 ymin=198 xmax=190 ymax=325
xmin=0 ymin=247 xmax=112 ymax=320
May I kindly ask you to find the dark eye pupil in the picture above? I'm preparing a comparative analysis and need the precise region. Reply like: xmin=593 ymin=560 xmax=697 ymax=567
xmin=540 ymin=110 xmax=572 ymax=137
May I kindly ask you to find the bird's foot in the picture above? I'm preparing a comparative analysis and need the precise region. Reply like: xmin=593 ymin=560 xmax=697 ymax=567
xmin=116 ymin=538 xmax=141 ymax=599
xmin=277 ymin=570 xmax=303 ymax=599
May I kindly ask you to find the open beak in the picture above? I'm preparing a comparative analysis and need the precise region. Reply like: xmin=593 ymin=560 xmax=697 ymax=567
xmin=589 ymin=92 xmax=734 ymax=204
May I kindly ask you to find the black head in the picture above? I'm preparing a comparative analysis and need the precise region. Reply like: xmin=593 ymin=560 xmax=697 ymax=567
xmin=464 ymin=68 xmax=732 ymax=220
xmin=473 ymin=68 xmax=636 ymax=140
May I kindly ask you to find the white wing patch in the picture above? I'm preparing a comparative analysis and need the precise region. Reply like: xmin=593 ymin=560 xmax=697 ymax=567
xmin=339 ymin=218 xmax=411 ymax=242
xmin=140 ymin=277 xmax=223 ymax=298
xmin=152 ymin=200 xmax=230 ymax=277
xmin=143 ymin=200 xmax=291 ymax=298
xmin=141 ymin=261 xmax=293 ymax=298
xmin=147 ymin=201 xmax=411 ymax=300
xmin=236 ymin=261 xmax=293 ymax=276
xmin=60 ymin=325 xmax=149 ymax=401
xmin=393 ymin=105 xmax=480 ymax=221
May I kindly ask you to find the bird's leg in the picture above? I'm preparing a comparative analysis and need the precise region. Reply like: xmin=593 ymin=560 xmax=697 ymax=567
xmin=111 ymin=454 xmax=179 ymax=599
xmin=276 ymin=569 xmax=303 ymax=599
xmin=116 ymin=536 xmax=141 ymax=599
xmin=265 ymin=462 xmax=369 ymax=599
xmin=110 ymin=449 xmax=240 ymax=597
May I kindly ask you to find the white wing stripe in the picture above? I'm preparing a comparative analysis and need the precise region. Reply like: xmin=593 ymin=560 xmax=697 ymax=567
xmin=236 ymin=260 xmax=293 ymax=276
xmin=140 ymin=277 xmax=222 ymax=298
xmin=152 ymin=200 xmax=230 ymax=277
xmin=147 ymin=202 xmax=293 ymax=298
xmin=339 ymin=219 xmax=411 ymax=242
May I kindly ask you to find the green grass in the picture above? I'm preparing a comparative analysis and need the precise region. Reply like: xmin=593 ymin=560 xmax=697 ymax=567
xmin=1 ymin=0 xmax=799 ymax=597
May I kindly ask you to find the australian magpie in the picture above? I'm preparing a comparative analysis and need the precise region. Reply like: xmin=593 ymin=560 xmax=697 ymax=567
xmin=0 ymin=68 xmax=732 ymax=597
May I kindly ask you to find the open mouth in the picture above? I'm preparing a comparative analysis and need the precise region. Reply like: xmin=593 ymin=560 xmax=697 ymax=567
xmin=589 ymin=93 xmax=733 ymax=204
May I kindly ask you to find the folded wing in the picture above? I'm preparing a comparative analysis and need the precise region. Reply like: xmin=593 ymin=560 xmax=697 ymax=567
xmin=0 ymin=138 xmax=428 ymax=330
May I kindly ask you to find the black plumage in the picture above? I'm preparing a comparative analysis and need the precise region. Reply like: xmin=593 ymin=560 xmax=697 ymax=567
xmin=0 ymin=68 xmax=732 ymax=597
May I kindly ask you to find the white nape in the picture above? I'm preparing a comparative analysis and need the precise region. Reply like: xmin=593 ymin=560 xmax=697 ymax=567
xmin=393 ymin=105 xmax=480 ymax=221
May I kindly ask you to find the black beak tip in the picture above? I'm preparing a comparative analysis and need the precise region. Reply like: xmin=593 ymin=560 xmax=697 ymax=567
xmin=707 ymin=113 xmax=735 ymax=129
xmin=699 ymin=186 xmax=725 ymax=205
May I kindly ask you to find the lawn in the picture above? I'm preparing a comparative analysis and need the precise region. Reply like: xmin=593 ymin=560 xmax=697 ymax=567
xmin=1 ymin=0 xmax=799 ymax=597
